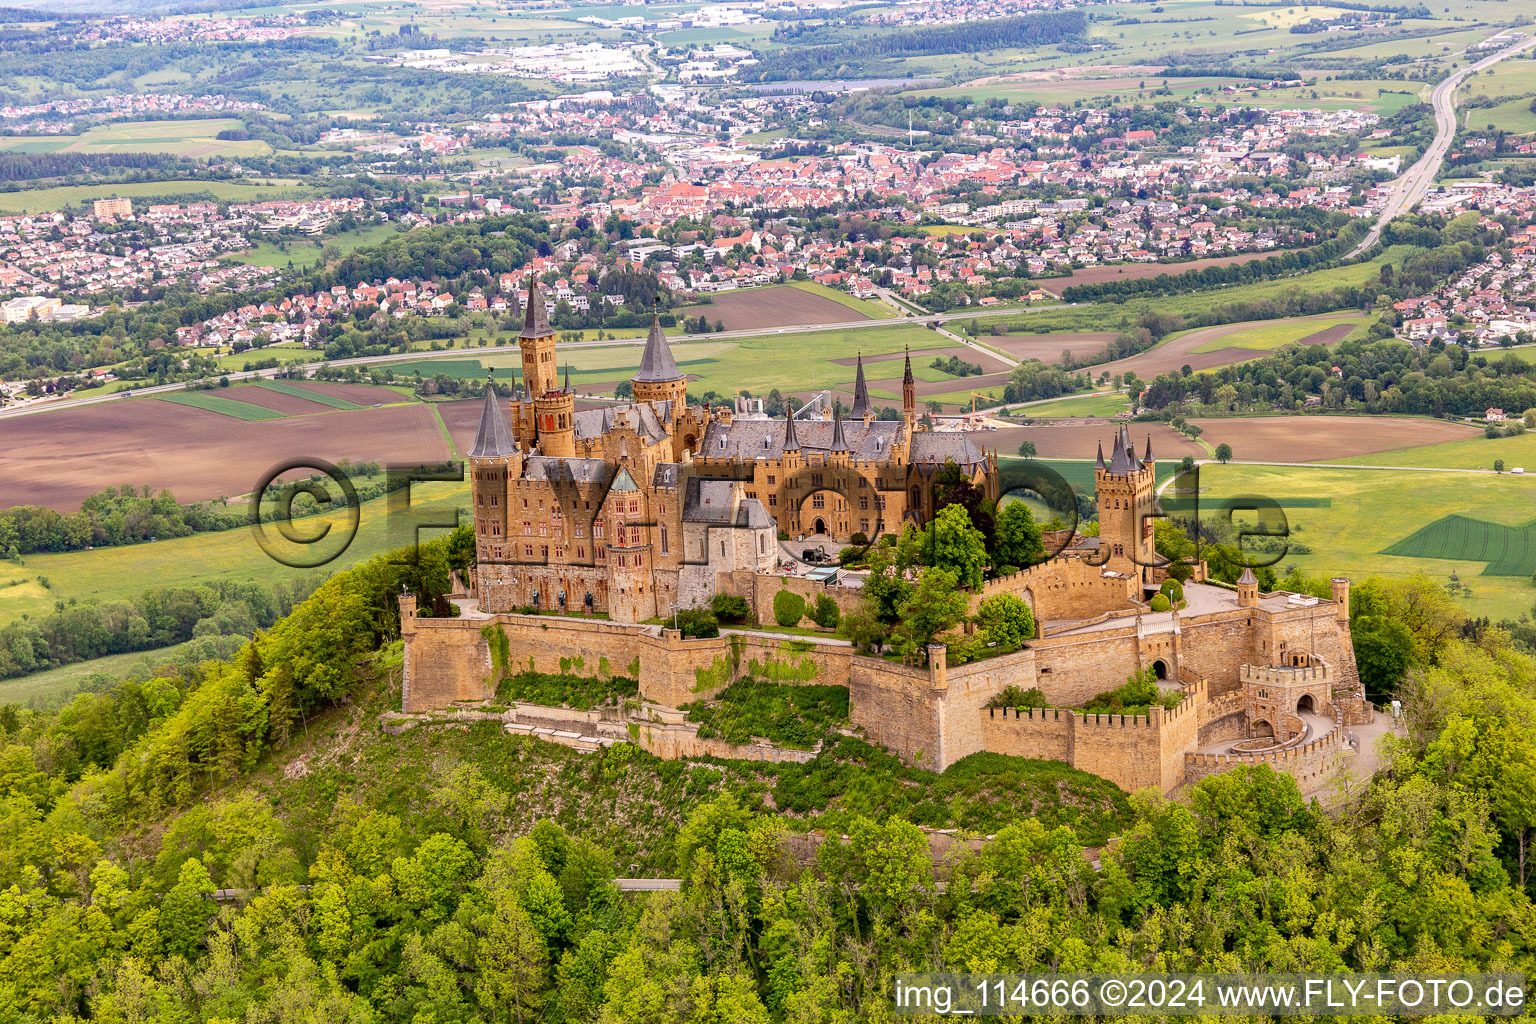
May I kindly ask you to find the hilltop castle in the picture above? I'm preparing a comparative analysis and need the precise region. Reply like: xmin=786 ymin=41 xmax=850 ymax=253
xmin=465 ymin=274 xmax=998 ymax=622
xmin=402 ymin=284 xmax=1374 ymax=797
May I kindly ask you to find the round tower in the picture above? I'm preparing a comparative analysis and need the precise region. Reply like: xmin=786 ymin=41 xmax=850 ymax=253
xmin=1237 ymin=566 xmax=1259 ymax=609
xmin=632 ymin=314 xmax=687 ymax=416
xmin=534 ymin=364 xmax=576 ymax=457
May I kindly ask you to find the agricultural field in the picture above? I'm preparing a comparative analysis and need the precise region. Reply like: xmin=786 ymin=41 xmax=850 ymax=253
xmin=0 ymin=118 xmax=270 ymax=157
xmin=1083 ymin=311 xmax=1369 ymax=379
xmin=0 ymin=383 xmax=445 ymax=511
xmin=1035 ymin=252 xmax=1299 ymax=297
xmin=0 ymin=178 xmax=317 ymax=214
xmin=0 ymin=642 xmax=201 ymax=709
xmin=1013 ymin=390 xmax=1131 ymax=418
xmin=0 ymin=477 xmax=468 ymax=628
xmin=1190 ymin=415 xmax=1481 ymax=462
xmin=1195 ymin=462 xmax=1536 ymax=621
xmin=987 ymin=330 xmax=1117 ymax=364
xmin=1335 ymin=426 xmax=1536 ymax=470
xmin=985 ymin=421 xmax=1205 ymax=461
xmin=676 ymin=282 xmax=885 ymax=331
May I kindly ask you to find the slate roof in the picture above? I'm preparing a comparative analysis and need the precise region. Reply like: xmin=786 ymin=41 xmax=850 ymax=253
xmin=683 ymin=477 xmax=739 ymax=522
xmin=572 ymin=401 xmax=672 ymax=443
xmin=521 ymin=456 xmax=609 ymax=484
xmin=634 ymin=314 xmax=684 ymax=383
xmin=701 ymin=417 xmax=903 ymax=460
xmin=909 ymin=431 xmax=988 ymax=471
xmin=468 ymin=381 xmax=517 ymax=458
xmin=519 ymin=274 xmax=552 ymax=339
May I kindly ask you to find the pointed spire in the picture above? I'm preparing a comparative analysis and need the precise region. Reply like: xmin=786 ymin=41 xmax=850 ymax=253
xmin=830 ymin=403 xmax=850 ymax=452
xmin=519 ymin=271 xmax=551 ymax=339
xmin=634 ymin=313 xmax=684 ymax=383
xmin=469 ymin=372 xmax=516 ymax=458
xmin=1096 ymin=440 xmax=1106 ymax=469
xmin=850 ymin=353 xmax=870 ymax=419
xmin=1143 ymin=432 xmax=1154 ymax=463
xmin=903 ymin=345 xmax=914 ymax=386
xmin=564 ymin=363 xmax=570 ymax=392
xmin=1108 ymin=427 xmax=1136 ymax=474
xmin=783 ymin=401 xmax=800 ymax=451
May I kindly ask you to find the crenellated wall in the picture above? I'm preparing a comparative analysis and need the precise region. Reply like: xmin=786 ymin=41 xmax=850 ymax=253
xmin=979 ymin=555 xmax=1139 ymax=622
xmin=401 ymin=574 xmax=1365 ymax=796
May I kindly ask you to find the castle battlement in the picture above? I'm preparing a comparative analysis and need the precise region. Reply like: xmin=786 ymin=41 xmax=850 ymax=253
xmin=1240 ymin=663 xmax=1332 ymax=685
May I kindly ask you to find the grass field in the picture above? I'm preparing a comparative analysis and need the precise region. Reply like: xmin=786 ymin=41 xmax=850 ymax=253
xmin=0 ymin=642 xmax=201 ymax=710
xmin=1335 ymin=428 xmax=1536 ymax=470
xmin=1186 ymin=314 xmax=1366 ymax=353
xmin=0 ymin=479 xmax=468 ymax=627
xmin=225 ymin=221 xmax=401 ymax=271
xmin=0 ymin=178 xmax=317 ymax=214
xmin=0 ymin=119 xmax=270 ymax=158
xmin=373 ymin=326 xmax=945 ymax=399
xmin=1017 ymin=391 xmax=1131 ymax=418
xmin=253 ymin=379 xmax=365 ymax=410
xmin=788 ymin=280 xmax=892 ymax=318
xmin=157 ymin=391 xmax=288 ymax=420
xmin=1195 ymin=462 xmax=1536 ymax=621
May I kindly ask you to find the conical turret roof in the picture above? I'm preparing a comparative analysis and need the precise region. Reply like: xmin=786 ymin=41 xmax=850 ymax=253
xmin=469 ymin=375 xmax=516 ymax=458
xmin=634 ymin=314 xmax=684 ymax=383
xmin=850 ymin=353 xmax=870 ymax=419
xmin=783 ymin=401 xmax=800 ymax=450
xmin=519 ymin=272 xmax=551 ymax=339
xmin=830 ymin=403 xmax=850 ymax=451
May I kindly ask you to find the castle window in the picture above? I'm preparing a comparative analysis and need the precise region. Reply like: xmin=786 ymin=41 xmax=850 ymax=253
xmin=578 ymin=546 xmax=586 ymax=559
xmin=661 ymin=526 xmax=669 ymax=554
xmin=812 ymin=494 xmax=825 ymax=509
xmin=859 ymin=497 xmax=868 ymax=510
xmin=538 ymin=524 xmax=546 ymax=536
xmin=721 ymin=541 xmax=727 ymax=556
xmin=767 ymin=475 xmax=776 ymax=484
xmin=637 ymin=554 xmax=644 ymax=567
xmin=768 ymin=495 xmax=777 ymax=507
xmin=619 ymin=555 xmax=626 ymax=567
xmin=478 ymin=523 xmax=485 ymax=535
xmin=525 ymin=544 xmax=534 ymax=557
xmin=490 ymin=495 xmax=498 ymax=508
xmin=811 ymin=473 xmax=823 ymax=487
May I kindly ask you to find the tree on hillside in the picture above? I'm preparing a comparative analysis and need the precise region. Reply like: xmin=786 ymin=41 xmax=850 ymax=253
xmin=927 ymin=504 xmax=988 ymax=589
xmin=1215 ymin=443 xmax=1233 ymax=463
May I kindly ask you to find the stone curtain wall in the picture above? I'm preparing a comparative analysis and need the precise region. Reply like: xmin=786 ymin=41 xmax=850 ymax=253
xmin=1184 ymin=710 xmax=1343 ymax=786
xmin=715 ymin=569 xmax=865 ymax=626
xmin=978 ymin=555 xmax=1138 ymax=622
xmin=401 ymin=608 xmax=855 ymax=713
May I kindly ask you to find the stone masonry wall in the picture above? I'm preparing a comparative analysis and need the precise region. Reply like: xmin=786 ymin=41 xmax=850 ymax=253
xmin=979 ymin=556 xmax=1137 ymax=622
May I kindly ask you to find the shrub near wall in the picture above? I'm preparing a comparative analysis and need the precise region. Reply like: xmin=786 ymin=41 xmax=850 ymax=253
xmin=774 ymin=590 xmax=807 ymax=628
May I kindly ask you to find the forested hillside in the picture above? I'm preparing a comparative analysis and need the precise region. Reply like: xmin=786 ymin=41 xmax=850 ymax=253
xmin=1 ymin=532 xmax=1533 ymax=1021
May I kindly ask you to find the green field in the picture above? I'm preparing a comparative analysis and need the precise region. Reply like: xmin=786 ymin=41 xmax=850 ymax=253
xmin=156 ymin=391 xmax=288 ymax=420
xmin=1336 ymin=428 xmax=1536 ymax=470
xmin=0 ymin=119 xmax=270 ymax=157
xmin=1017 ymin=391 xmax=1131 ymax=418
xmin=1195 ymin=462 xmax=1536 ymax=620
xmin=0 ymin=642 xmax=202 ymax=710
xmin=225 ymin=221 xmax=401 ymax=271
xmin=787 ymin=280 xmax=893 ymax=319
xmin=1187 ymin=314 xmax=1367 ymax=353
xmin=252 ymin=379 xmax=365 ymax=410
xmin=0 ymin=178 xmax=318 ymax=214
xmin=0 ymin=480 xmax=468 ymax=627
xmin=372 ymin=326 xmax=943 ymax=399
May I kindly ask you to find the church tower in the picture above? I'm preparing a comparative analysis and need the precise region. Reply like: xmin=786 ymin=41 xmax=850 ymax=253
xmin=1094 ymin=425 xmax=1157 ymax=584
xmin=631 ymin=314 xmax=688 ymax=420
xmin=850 ymin=353 xmax=872 ymax=424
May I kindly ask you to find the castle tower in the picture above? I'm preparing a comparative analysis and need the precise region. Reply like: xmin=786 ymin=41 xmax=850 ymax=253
xmin=1331 ymin=577 xmax=1350 ymax=622
xmin=850 ymin=353 xmax=872 ymax=423
xmin=632 ymin=314 xmax=687 ymax=419
xmin=534 ymin=363 xmax=576 ymax=457
xmin=902 ymin=346 xmax=916 ymax=428
xmin=1095 ymin=424 xmax=1157 ymax=582
xmin=1237 ymin=566 xmax=1258 ymax=609
xmin=518 ymin=273 xmax=557 ymax=398
xmin=604 ymin=467 xmax=656 ymax=624
xmin=468 ymin=374 xmax=517 ymax=563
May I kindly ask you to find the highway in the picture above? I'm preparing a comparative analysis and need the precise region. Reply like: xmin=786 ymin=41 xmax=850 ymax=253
xmin=1347 ymin=30 xmax=1536 ymax=258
